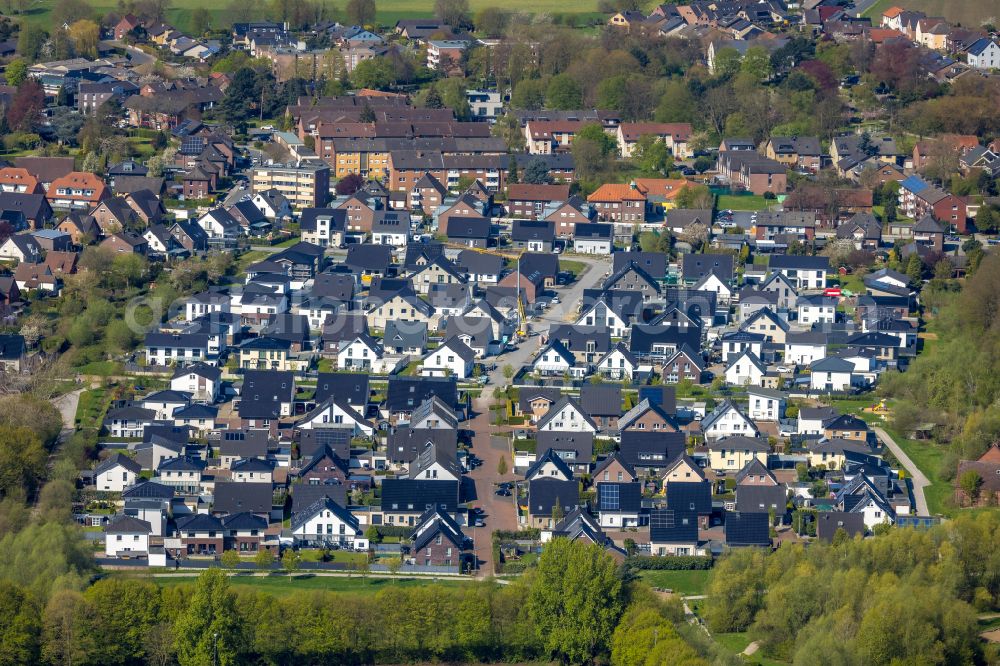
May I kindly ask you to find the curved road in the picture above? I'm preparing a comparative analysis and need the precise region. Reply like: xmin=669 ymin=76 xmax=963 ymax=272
xmin=874 ymin=426 xmax=930 ymax=515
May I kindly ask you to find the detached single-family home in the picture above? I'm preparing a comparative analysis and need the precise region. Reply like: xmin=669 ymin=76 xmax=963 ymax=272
xmin=421 ymin=337 xmax=476 ymax=379
xmin=701 ymin=400 xmax=759 ymax=440
xmin=809 ymin=357 xmax=855 ymax=392
xmin=94 ymin=453 xmax=142 ymax=492
xmin=291 ymin=497 xmax=368 ymax=549
xmin=706 ymin=436 xmax=769 ymax=473
xmin=104 ymin=515 xmax=152 ymax=558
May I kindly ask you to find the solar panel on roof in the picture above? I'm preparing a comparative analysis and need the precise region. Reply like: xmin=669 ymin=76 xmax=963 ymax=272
xmin=650 ymin=509 xmax=675 ymax=529
xmin=599 ymin=484 xmax=619 ymax=511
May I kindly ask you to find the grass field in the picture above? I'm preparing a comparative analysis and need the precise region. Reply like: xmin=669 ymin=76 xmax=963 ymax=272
xmin=716 ymin=194 xmax=771 ymax=212
xmin=14 ymin=0 xmax=604 ymax=33
xmin=75 ymin=387 xmax=111 ymax=430
xmin=153 ymin=573 xmax=473 ymax=596
xmin=713 ymin=633 xmax=788 ymax=665
xmin=639 ymin=569 xmax=711 ymax=596
xmin=861 ymin=0 xmax=996 ymax=29
xmin=882 ymin=425 xmax=953 ymax=515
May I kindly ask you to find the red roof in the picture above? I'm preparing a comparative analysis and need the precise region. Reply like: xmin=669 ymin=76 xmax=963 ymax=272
xmin=587 ymin=183 xmax=646 ymax=203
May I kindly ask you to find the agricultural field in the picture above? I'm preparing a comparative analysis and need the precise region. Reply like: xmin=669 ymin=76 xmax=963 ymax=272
xmin=12 ymin=0 xmax=605 ymax=33
xmin=861 ymin=0 xmax=998 ymax=29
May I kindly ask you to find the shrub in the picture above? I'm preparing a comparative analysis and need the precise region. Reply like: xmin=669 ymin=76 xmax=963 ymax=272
xmin=625 ymin=555 xmax=713 ymax=570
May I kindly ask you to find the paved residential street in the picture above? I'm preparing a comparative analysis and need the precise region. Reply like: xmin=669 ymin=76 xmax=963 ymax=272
xmin=874 ymin=426 xmax=930 ymax=515
xmin=465 ymin=254 xmax=611 ymax=575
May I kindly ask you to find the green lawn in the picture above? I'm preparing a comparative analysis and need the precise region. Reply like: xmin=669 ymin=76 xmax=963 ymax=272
xmin=154 ymin=573 xmax=472 ymax=596
xmin=75 ymin=388 xmax=111 ymax=431
xmin=717 ymin=194 xmax=771 ymax=212
xmin=559 ymin=259 xmax=587 ymax=278
xmin=74 ymin=360 xmax=123 ymax=376
xmin=639 ymin=569 xmax=711 ymax=596
xmin=714 ymin=633 xmax=789 ymax=665
xmin=882 ymin=426 xmax=952 ymax=516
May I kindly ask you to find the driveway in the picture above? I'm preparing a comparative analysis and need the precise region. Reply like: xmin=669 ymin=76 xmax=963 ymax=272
xmin=464 ymin=254 xmax=612 ymax=574
xmin=874 ymin=426 xmax=930 ymax=515
xmin=467 ymin=397 xmax=519 ymax=576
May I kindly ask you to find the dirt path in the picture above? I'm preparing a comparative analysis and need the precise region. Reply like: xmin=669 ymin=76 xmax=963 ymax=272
xmin=873 ymin=426 xmax=930 ymax=515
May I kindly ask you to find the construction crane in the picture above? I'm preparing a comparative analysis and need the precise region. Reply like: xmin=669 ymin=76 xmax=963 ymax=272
xmin=444 ymin=242 xmax=529 ymax=337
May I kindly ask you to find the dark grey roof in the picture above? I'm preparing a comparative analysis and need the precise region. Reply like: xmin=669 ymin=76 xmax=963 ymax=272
xmin=315 ymin=372 xmax=369 ymax=406
xmin=221 ymin=511 xmax=268 ymax=532
xmin=580 ymin=384 xmax=622 ymax=416
xmin=735 ymin=484 xmax=787 ymax=514
xmin=512 ymin=219 xmax=555 ymax=242
xmin=95 ymin=452 xmax=142 ymax=475
xmin=536 ymin=431 xmax=593 ymax=462
xmin=291 ymin=482 xmax=347 ymax=512
xmin=527 ymin=477 xmax=579 ymax=517
xmin=816 ymin=511 xmax=865 ymax=542
xmin=106 ymin=514 xmax=153 ymax=534
xmin=525 ymin=448 xmax=575 ymax=480
xmin=612 ymin=251 xmax=667 ymax=278
xmin=411 ymin=508 xmax=466 ymax=551
xmin=291 ymin=496 xmax=359 ymax=532
xmin=385 ymin=376 xmax=456 ymax=412
xmin=725 ymin=511 xmax=771 ymax=547
xmin=344 ymin=244 xmax=393 ymax=271
xmin=446 ymin=216 xmax=491 ymax=240
xmin=619 ymin=431 xmax=686 ymax=468
xmin=388 ymin=427 xmax=457 ymax=464
xmin=238 ymin=370 xmax=294 ymax=419
xmin=596 ymin=482 xmax=641 ymax=513
xmin=212 ymin=481 xmax=273 ymax=514
xmin=666 ymin=481 xmax=712 ymax=515
xmin=122 ymin=480 xmax=174 ymax=499
xmin=219 ymin=429 xmax=270 ymax=458
xmin=769 ymin=254 xmax=829 ymax=271
xmin=649 ymin=508 xmax=698 ymax=543
xmin=682 ymin=253 xmax=734 ymax=282
xmin=380 ymin=479 xmax=459 ymax=513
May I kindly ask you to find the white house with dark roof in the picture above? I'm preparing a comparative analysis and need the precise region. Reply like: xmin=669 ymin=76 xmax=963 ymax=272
xmin=95 ymin=453 xmax=142 ymax=492
xmin=701 ymin=400 xmax=759 ymax=440
xmin=105 ymin=514 xmax=152 ymax=557
xmin=724 ymin=350 xmax=766 ymax=387
xmin=537 ymin=396 xmax=598 ymax=433
xmin=421 ymin=337 xmax=475 ymax=379
xmin=291 ymin=496 xmax=368 ymax=549
xmin=810 ymin=357 xmax=855 ymax=392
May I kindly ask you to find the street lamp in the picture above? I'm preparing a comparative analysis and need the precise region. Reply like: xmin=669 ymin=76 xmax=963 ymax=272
xmin=213 ymin=632 xmax=219 ymax=666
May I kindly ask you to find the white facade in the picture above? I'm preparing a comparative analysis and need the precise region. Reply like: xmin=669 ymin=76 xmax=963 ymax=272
xmin=968 ymin=40 xmax=1000 ymax=69
xmin=338 ymin=338 xmax=381 ymax=370
xmin=539 ymin=403 xmax=597 ymax=433
xmin=105 ymin=529 xmax=149 ymax=557
xmin=725 ymin=353 xmax=764 ymax=387
xmin=747 ymin=390 xmax=784 ymax=422
xmin=797 ymin=301 xmax=836 ymax=325
xmin=703 ymin=405 xmax=759 ymax=440
xmin=810 ymin=368 xmax=853 ymax=392
xmin=292 ymin=509 xmax=368 ymax=549
xmin=170 ymin=371 xmax=220 ymax=403
xmin=96 ymin=464 xmax=137 ymax=492
xmin=421 ymin=345 xmax=473 ymax=379
xmin=785 ymin=341 xmax=826 ymax=367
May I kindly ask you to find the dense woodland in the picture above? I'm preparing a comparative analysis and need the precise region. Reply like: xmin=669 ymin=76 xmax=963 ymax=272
xmin=882 ymin=253 xmax=1000 ymax=479
xmin=704 ymin=513 xmax=1000 ymax=665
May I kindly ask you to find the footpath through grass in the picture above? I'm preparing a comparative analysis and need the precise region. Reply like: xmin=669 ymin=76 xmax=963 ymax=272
xmin=153 ymin=573 xmax=472 ymax=596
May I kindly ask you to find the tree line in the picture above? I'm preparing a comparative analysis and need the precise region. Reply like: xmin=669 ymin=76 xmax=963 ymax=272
xmin=0 ymin=538 xmax=714 ymax=666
